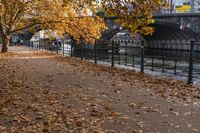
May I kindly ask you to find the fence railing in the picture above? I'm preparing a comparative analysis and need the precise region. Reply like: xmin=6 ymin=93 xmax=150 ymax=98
xmin=30 ymin=39 xmax=198 ymax=84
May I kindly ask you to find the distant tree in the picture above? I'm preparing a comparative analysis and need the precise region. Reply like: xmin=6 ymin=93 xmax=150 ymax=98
xmin=0 ymin=0 xmax=106 ymax=53
xmin=101 ymin=0 xmax=167 ymax=35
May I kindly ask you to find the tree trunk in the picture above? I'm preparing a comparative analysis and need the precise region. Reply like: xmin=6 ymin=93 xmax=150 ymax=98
xmin=1 ymin=34 xmax=10 ymax=53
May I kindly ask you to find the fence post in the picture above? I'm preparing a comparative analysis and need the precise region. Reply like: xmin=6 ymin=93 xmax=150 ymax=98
xmin=43 ymin=40 xmax=45 ymax=51
xmin=41 ymin=40 xmax=43 ymax=51
xmin=151 ymin=57 xmax=154 ymax=71
xmin=56 ymin=43 xmax=59 ymax=54
xmin=187 ymin=39 xmax=195 ymax=84
xmin=125 ymin=41 xmax=128 ymax=66
xmin=162 ymin=43 xmax=165 ymax=73
xmin=47 ymin=42 xmax=49 ymax=51
xmin=71 ymin=43 xmax=73 ymax=57
xmin=118 ymin=51 xmax=121 ymax=65
xmin=94 ymin=42 xmax=97 ymax=64
xmin=39 ymin=39 xmax=40 ymax=50
xmin=62 ymin=39 xmax=65 ymax=56
xmin=111 ymin=41 xmax=115 ymax=67
xmin=46 ymin=41 xmax=48 ymax=51
xmin=132 ymin=55 xmax=135 ymax=67
xmin=50 ymin=40 xmax=53 ymax=53
xmin=81 ymin=42 xmax=84 ymax=60
xmin=141 ymin=40 xmax=144 ymax=73
xmin=174 ymin=59 xmax=177 ymax=75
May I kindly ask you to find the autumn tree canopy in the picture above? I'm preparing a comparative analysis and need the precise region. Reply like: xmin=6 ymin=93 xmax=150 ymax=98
xmin=0 ymin=0 xmax=166 ymax=53
xmin=0 ymin=0 xmax=106 ymax=53
xmin=101 ymin=0 xmax=167 ymax=35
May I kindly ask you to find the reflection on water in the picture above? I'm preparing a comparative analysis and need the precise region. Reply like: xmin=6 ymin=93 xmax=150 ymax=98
xmin=121 ymin=47 xmax=200 ymax=61
xmin=145 ymin=48 xmax=200 ymax=60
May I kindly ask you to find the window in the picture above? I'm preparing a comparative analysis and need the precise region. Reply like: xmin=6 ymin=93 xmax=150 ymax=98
xmin=183 ymin=2 xmax=190 ymax=5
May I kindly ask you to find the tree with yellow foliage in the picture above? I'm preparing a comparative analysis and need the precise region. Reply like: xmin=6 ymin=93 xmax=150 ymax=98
xmin=101 ymin=0 xmax=167 ymax=35
xmin=0 ymin=0 xmax=106 ymax=53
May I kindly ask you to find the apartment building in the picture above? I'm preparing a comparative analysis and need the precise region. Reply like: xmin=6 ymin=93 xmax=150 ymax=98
xmin=166 ymin=0 xmax=200 ymax=13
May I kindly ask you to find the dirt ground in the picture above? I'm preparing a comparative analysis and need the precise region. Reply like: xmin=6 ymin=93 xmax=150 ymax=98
xmin=0 ymin=46 xmax=200 ymax=133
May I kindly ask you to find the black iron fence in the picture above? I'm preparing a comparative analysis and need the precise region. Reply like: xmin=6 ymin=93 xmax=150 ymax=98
xmin=30 ymin=39 xmax=198 ymax=84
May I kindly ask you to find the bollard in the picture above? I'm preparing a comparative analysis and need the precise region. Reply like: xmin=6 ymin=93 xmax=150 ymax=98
xmin=187 ymin=39 xmax=195 ymax=84
xmin=141 ymin=40 xmax=144 ymax=73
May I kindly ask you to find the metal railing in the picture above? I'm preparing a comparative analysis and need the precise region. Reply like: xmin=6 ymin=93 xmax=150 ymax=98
xmin=30 ymin=39 xmax=198 ymax=84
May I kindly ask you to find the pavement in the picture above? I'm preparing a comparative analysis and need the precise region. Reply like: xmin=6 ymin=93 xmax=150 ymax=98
xmin=0 ymin=46 xmax=200 ymax=133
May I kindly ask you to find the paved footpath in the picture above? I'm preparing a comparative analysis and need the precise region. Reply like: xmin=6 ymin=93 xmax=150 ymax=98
xmin=0 ymin=46 xmax=200 ymax=133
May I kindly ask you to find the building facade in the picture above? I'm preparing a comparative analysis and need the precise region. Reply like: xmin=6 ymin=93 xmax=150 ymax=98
xmin=166 ymin=0 xmax=200 ymax=13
